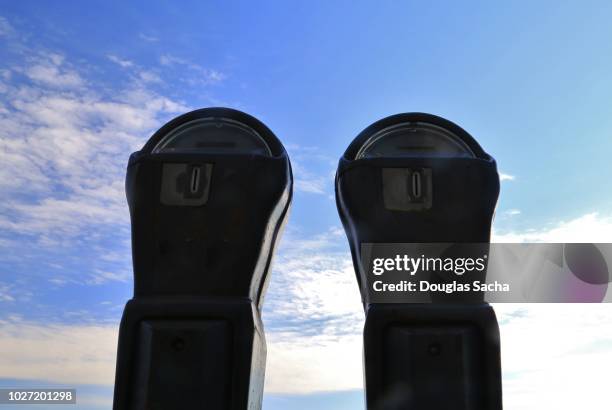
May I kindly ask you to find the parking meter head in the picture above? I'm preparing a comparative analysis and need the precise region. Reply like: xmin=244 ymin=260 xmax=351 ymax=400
xmin=126 ymin=108 xmax=292 ymax=305
xmin=335 ymin=113 xmax=499 ymax=295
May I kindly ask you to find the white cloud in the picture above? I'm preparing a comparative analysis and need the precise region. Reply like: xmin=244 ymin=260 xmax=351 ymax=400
xmin=294 ymin=178 xmax=327 ymax=194
xmin=505 ymin=208 xmax=521 ymax=216
xmin=0 ymin=283 xmax=33 ymax=303
xmin=494 ymin=212 xmax=612 ymax=243
xmin=500 ymin=173 xmax=516 ymax=181
xmin=138 ymin=33 xmax=158 ymax=42
xmin=107 ymin=55 xmax=162 ymax=84
xmin=495 ymin=304 xmax=612 ymax=410
xmin=107 ymin=54 xmax=134 ymax=68
xmin=266 ymin=332 xmax=363 ymax=394
xmin=286 ymin=144 xmax=335 ymax=195
xmin=0 ymin=318 xmax=118 ymax=386
xmin=137 ymin=70 xmax=161 ymax=83
xmin=265 ymin=228 xmax=360 ymax=328
xmin=0 ymin=59 xmax=189 ymax=241
xmin=159 ymin=55 xmax=175 ymax=66
xmin=25 ymin=63 xmax=84 ymax=88
xmin=0 ymin=284 xmax=15 ymax=302
xmin=0 ymin=16 xmax=15 ymax=37
xmin=24 ymin=54 xmax=84 ymax=89
xmin=159 ymin=54 xmax=225 ymax=85
xmin=87 ymin=269 xmax=131 ymax=285
xmin=262 ymin=228 xmax=364 ymax=393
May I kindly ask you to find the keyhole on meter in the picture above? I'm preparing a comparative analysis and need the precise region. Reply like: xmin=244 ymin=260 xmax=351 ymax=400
xmin=190 ymin=166 xmax=201 ymax=194
xmin=412 ymin=171 xmax=422 ymax=199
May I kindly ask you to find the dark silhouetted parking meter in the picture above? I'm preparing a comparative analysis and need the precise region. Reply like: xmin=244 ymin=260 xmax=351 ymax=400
xmin=113 ymin=108 xmax=292 ymax=410
xmin=336 ymin=113 xmax=502 ymax=410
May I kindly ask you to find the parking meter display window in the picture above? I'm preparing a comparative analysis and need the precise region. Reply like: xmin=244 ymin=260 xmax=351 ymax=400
xmin=152 ymin=118 xmax=272 ymax=156
xmin=355 ymin=122 xmax=476 ymax=159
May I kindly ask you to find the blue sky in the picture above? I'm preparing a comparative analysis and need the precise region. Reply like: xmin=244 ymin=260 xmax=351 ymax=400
xmin=2 ymin=1 xmax=612 ymax=409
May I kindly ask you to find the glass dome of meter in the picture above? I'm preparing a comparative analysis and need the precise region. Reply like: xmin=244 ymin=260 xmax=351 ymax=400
xmin=355 ymin=120 xmax=477 ymax=159
xmin=152 ymin=117 xmax=272 ymax=156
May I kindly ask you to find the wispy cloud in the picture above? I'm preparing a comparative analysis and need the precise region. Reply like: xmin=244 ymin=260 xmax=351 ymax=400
xmin=24 ymin=54 xmax=84 ymax=88
xmin=0 ymin=284 xmax=16 ymax=302
xmin=138 ymin=70 xmax=161 ymax=83
xmin=138 ymin=33 xmax=158 ymax=42
xmin=293 ymin=174 xmax=328 ymax=195
xmin=107 ymin=54 xmax=134 ymax=68
xmin=107 ymin=54 xmax=161 ymax=84
xmin=266 ymin=228 xmax=360 ymax=336
xmin=500 ymin=172 xmax=516 ymax=181
xmin=286 ymin=144 xmax=335 ymax=196
xmin=159 ymin=54 xmax=225 ymax=85
xmin=0 ymin=49 xmax=188 ymax=243
xmin=87 ymin=269 xmax=131 ymax=285
xmin=0 ymin=16 xmax=15 ymax=37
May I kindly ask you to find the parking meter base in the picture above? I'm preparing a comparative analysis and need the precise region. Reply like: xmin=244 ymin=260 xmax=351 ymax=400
xmin=112 ymin=298 xmax=265 ymax=410
xmin=363 ymin=303 xmax=502 ymax=410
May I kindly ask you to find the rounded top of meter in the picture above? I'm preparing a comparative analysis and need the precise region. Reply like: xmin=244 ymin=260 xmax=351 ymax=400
xmin=140 ymin=107 xmax=286 ymax=157
xmin=343 ymin=113 xmax=489 ymax=161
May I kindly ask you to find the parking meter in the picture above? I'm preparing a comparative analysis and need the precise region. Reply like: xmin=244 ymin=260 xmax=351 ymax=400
xmin=113 ymin=108 xmax=292 ymax=410
xmin=335 ymin=113 xmax=502 ymax=410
